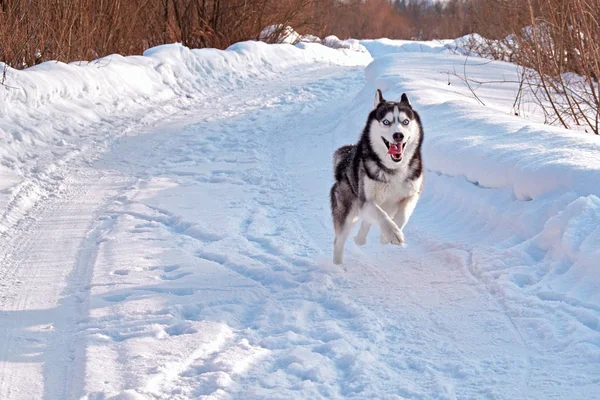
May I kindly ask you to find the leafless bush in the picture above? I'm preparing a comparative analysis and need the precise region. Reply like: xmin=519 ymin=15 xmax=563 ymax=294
xmin=0 ymin=0 xmax=153 ymax=68
xmin=0 ymin=0 xmax=484 ymax=71
xmin=0 ymin=0 xmax=326 ymax=69
xmin=395 ymin=0 xmax=472 ymax=40
xmin=316 ymin=0 xmax=410 ymax=40
xmin=468 ymin=0 xmax=600 ymax=134
xmin=4 ymin=0 xmax=596 ymax=134
xmin=5 ymin=0 xmax=460 ymax=71
xmin=522 ymin=0 xmax=599 ymax=134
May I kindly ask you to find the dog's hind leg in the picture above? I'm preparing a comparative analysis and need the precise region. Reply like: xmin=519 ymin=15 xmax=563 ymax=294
xmin=333 ymin=210 xmax=358 ymax=265
xmin=331 ymin=182 xmax=358 ymax=265
xmin=354 ymin=221 xmax=371 ymax=246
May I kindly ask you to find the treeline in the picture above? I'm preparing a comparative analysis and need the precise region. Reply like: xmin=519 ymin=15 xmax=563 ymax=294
xmin=0 ymin=0 xmax=316 ymax=68
xmin=1 ymin=0 xmax=596 ymax=133
xmin=0 ymin=0 xmax=598 ymax=133
xmin=0 ymin=0 xmax=479 ymax=69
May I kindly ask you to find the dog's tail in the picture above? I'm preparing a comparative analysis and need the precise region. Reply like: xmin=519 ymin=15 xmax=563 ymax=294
xmin=333 ymin=145 xmax=355 ymax=178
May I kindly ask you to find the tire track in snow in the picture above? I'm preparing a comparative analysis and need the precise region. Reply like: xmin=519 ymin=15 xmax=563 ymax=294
xmin=0 ymin=168 xmax=129 ymax=400
xmin=60 ymin=212 xmax=121 ymax=399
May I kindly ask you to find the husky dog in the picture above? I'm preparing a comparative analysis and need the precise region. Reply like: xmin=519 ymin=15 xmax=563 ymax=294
xmin=330 ymin=89 xmax=424 ymax=265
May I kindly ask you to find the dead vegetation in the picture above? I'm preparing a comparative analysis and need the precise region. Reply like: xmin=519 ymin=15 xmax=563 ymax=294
xmin=465 ymin=0 xmax=600 ymax=134
xmin=0 ymin=0 xmax=470 ymax=69
xmin=0 ymin=0 xmax=324 ymax=68
xmin=1 ymin=0 xmax=597 ymax=134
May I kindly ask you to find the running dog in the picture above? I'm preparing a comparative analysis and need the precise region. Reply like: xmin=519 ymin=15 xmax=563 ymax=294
xmin=330 ymin=89 xmax=424 ymax=264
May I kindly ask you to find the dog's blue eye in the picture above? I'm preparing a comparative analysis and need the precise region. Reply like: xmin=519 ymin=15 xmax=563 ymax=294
xmin=382 ymin=120 xmax=390 ymax=126
xmin=402 ymin=119 xmax=410 ymax=125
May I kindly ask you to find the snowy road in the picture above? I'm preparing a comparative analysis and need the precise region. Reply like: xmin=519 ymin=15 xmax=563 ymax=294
xmin=1 ymin=42 xmax=599 ymax=399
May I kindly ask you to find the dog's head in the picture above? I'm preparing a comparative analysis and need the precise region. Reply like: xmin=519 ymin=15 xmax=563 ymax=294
xmin=368 ymin=89 xmax=421 ymax=168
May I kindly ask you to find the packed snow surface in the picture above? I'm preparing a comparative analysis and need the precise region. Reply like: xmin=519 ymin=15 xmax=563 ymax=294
xmin=1 ymin=36 xmax=599 ymax=400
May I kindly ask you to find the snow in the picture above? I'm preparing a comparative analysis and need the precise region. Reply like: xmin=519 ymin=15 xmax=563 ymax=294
xmin=1 ymin=34 xmax=600 ymax=400
xmin=360 ymin=38 xmax=458 ymax=58
xmin=0 ymin=41 xmax=370 ymax=235
xmin=259 ymin=25 xmax=302 ymax=44
xmin=322 ymin=36 xmax=369 ymax=53
xmin=360 ymin=35 xmax=516 ymax=60
xmin=258 ymin=27 xmax=368 ymax=53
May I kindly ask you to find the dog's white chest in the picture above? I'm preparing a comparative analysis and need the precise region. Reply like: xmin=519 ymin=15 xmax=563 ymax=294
xmin=364 ymin=175 xmax=421 ymax=204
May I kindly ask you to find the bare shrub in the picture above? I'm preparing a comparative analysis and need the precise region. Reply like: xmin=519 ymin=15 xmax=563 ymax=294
xmin=468 ymin=0 xmax=600 ymax=134
xmin=3 ymin=0 xmax=596 ymax=135
xmin=321 ymin=0 xmax=410 ymax=40
xmin=522 ymin=0 xmax=599 ymax=133
xmin=0 ymin=0 xmax=152 ymax=68
xmin=0 ymin=0 xmax=327 ymax=69
xmin=0 ymin=0 xmax=482 ymax=71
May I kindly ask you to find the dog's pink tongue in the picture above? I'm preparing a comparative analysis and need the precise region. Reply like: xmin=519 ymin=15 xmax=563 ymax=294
xmin=388 ymin=143 xmax=403 ymax=155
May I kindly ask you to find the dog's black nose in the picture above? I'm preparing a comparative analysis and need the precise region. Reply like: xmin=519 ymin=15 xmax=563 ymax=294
xmin=393 ymin=132 xmax=404 ymax=142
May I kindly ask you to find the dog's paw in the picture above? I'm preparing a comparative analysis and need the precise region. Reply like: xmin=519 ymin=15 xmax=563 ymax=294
xmin=354 ymin=234 xmax=367 ymax=246
xmin=333 ymin=251 xmax=344 ymax=265
xmin=381 ymin=224 xmax=404 ymax=246
xmin=380 ymin=233 xmax=391 ymax=245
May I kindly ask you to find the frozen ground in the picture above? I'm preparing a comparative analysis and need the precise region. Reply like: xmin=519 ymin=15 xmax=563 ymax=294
xmin=1 ymin=38 xmax=599 ymax=400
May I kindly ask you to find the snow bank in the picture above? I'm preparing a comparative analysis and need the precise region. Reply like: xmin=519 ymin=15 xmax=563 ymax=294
xmin=259 ymin=26 xmax=368 ymax=54
xmin=322 ymin=36 xmax=368 ymax=53
xmin=343 ymin=52 xmax=600 ymax=202
xmin=1 ymin=40 xmax=369 ymax=110
xmin=0 ymin=41 xmax=371 ymax=233
xmin=360 ymin=35 xmax=516 ymax=60
xmin=259 ymin=25 xmax=302 ymax=44
xmin=300 ymin=34 xmax=321 ymax=44
xmin=360 ymin=38 xmax=456 ymax=58
xmin=448 ymin=33 xmax=517 ymax=61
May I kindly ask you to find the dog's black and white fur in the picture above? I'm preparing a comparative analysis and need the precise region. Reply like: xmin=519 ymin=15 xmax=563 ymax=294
xmin=330 ymin=89 xmax=424 ymax=264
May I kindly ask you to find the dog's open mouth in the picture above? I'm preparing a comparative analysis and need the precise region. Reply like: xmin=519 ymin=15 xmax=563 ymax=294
xmin=382 ymin=137 xmax=407 ymax=163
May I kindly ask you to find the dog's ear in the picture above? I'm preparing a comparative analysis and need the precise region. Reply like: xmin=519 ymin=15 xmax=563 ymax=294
xmin=400 ymin=93 xmax=411 ymax=107
xmin=374 ymin=89 xmax=385 ymax=108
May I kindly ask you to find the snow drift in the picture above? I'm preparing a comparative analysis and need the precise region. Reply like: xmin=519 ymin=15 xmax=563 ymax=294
xmin=354 ymin=52 xmax=600 ymax=201
xmin=259 ymin=25 xmax=369 ymax=53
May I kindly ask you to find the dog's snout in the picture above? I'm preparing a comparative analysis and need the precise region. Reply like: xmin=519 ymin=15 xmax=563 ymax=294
xmin=393 ymin=132 xmax=404 ymax=142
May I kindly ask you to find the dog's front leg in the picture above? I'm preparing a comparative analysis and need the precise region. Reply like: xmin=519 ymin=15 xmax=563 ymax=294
xmin=356 ymin=204 xmax=400 ymax=246
xmin=394 ymin=193 xmax=420 ymax=233
xmin=360 ymin=201 xmax=404 ymax=245
xmin=378 ymin=202 xmax=402 ymax=245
